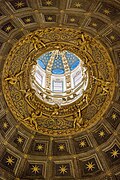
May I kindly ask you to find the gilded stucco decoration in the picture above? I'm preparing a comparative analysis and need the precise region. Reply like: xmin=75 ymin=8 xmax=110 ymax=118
xmin=2 ymin=27 xmax=115 ymax=136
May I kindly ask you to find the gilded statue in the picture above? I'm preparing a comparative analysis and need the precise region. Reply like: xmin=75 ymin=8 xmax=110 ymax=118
xmin=83 ymin=55 xmax=96 ymax=68
xmin=83 ymin=92 xmax=89 ymax=106
xmin=5 ymin=70 xmax=23 ymax=85
xmin=23 ymin=111 xmax=42 ymax=131
xmin=31 ymin=35 xmax=46 ymax=50
xmin=73 ymin=109 xmax=83 ymax=129
xmin=24 ymin=57 xmax=37 ymax=70
xmin=93 ymin=76 xmax=110 ymax=96
xmin=50 ymin=104 xmax=60 ymax=117
xmin=20 ymin=88 xmax=35 ymax=102
xmin=76 ymin=33 xmax=92 ymax=54
xmin=82 ymin=87 xmax=92 ymax=106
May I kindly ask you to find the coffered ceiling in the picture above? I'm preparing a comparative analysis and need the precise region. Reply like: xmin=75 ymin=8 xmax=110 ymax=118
xmin=0 ymin=0 xmax=120 ymax=179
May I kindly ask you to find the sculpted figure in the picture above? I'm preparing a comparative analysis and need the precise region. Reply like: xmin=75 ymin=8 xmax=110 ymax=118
xmin=76 ymin=33 xmax=92 ymax=54
xmin=82 ymin=87 xmax=92 ymax=106
xmin=20 ymin=88 xmax=35 ymax=102
xmin=23 ymin=111 xmax=42 ymax=131
xmin=51 ymin=104 xmax=60 ymax=117
xmin=32 ymin=35 xmax=46 ymax=50
xmin=83 ymin=55 xmax=96 ymax=68
xmin=83 ymin=92 xmax=89 ymax=106
xmin=73 ymin=109 xmax=83 ymax=129
xmin=5 ymin=71 xmax=23 ymax=85
xmin=93 ymin=76 xmax=110 ymax=96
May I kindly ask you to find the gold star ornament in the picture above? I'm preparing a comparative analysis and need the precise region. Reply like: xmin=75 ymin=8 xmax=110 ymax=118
xmin=47 ymin=16 xmax=53 ymax=21
xmin=70 ymin=18 xmax=75 ymax=23
xmin=99 ymin=130 xmax=105 ymax=137
xmin=5 ymin=26 xmax=12 ymax=32
xmin=74 ymin=2 xmax=81 ymax=8
xmin=79 ymin=140 xmax=86 ymax=147
xmin=111 ymin=149 xmax=119 ymax=158
xmin=37 ymin=144 xmax=43 ymax=151
xmin=92 ymin=23 xmax=97 ymax=27
xmin=6 ymin=156 xmax=15 ymax=165
xmin=110 ymin=35 xmax=115 ymax=40
xmin=103 ymin=9 xmax=111 ymax=15
xmin=58 ymin=144 xmax=65 ymax=151
xmin=111 ymin=113 xmax=117 ymax=120
xmin=3 ymin=122 xmax=8 ymax=129
xmin=86 ymin=162 xmax=95 ymax=171
xmin=15 ymin=1 xmax=24 ymax=8
xmin=17 ymin=136 xmax=23 ymax=144
xmin=25 ymin=18 xmax=31 ymax=23
xmin=31 ymin=165 xmax=40 ymax=174
xmin=59 ymin=165 xmax=68 ymax=174
xmin=45 ymin=0 xmax=53 ymax=6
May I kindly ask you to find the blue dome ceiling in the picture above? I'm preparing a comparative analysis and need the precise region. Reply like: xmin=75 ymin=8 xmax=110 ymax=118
xmin=37 ymin=50 xmax=80 ymax=74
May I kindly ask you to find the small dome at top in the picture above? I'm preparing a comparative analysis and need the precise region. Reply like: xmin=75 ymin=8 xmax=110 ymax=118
xmin=31 ymin=49 xmax=88 ymax=106
xmin=37 ymin=50 xmax=80 ymax=74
